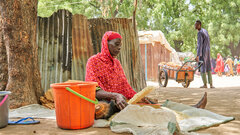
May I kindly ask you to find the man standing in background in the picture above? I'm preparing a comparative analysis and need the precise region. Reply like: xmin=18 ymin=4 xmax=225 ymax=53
xmin=195 ymin=20 xmax=215 ymax=88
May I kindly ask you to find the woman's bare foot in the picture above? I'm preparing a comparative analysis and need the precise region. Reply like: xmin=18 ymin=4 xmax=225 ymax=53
xmin=193 ymin=92 xmax=207 ymax=109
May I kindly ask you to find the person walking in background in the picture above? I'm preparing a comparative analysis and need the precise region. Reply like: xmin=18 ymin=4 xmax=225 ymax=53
xmin=225 ymin=56 xmax=234 ymax=76
xmin=234 ymin=56 xmax=239 ymax=73
xmin=237 ymin=62 xmax=240 ymax=76
xmin=215 ymin=53 xmax=224 ymax=77
xmin=211 ymin=58 xmax=216 ymax=74
xmin=224 ymin=64 xmax=230 ymax=77
xmin=194 ymin=20 xmax=215 ymax=88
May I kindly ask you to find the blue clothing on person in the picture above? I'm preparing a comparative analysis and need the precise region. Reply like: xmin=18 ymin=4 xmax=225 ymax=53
xmin=197 ymin=28 xmax=212 ymax=73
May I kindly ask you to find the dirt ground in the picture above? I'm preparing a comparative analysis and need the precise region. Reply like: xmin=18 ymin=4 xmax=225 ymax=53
xmin=1 ymin=75 xmax=240 ymax=135
xmin=147 ymin=74 xmax=240 ymax=88
xmin=148 ymin=87 xmax=240 ymax=135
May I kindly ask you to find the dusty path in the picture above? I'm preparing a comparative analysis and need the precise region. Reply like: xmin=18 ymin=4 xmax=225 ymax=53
xmin=147 ymin=74 xmax=240 ymax=88
xmin=148 ymin=87 xmax=240 ymax=135
xmin=0 ymin=119 xmax=129 ymax=135
xmin=1 ymin=86 xmax=240 ymax=135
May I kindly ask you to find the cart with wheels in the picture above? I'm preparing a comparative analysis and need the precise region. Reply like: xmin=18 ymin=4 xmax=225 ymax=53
xmin=158 ymin=61 xmax=203 ymax=88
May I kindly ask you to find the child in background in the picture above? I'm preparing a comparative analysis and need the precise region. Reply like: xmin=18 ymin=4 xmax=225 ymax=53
xmin=224 ymin=64 xmax=230 ymax=77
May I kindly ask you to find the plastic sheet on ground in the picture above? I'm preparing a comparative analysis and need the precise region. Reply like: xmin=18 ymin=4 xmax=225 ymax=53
xmin=9 ymin=104 xmax=55 ymax=119
xmin=93 ymin=119 xmax=110 ymax=128
xmin=110 ymin=104 xmax=179 ymax=135
xmin=94 ymin=100 xmax=234 ymax=135
xmin=162 ymin=100 xmax=235 ymax=132
xmin=9 ymin=102 xmax=234 ymax=135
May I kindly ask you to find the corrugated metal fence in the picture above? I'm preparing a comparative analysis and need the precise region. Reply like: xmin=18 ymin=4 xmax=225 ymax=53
xmin=37 ymin=10 xmax=72 ymax=92
xmin=37 ymin=10 xmax=146 ymax=92
xmin=71 ymin=14 xmax=94 ymax=81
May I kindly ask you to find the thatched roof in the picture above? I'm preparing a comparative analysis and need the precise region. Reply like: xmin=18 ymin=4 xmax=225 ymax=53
xmin=138 ymin=30 xmax=173 ymax=52
xmin=138 ymin=30 xmax=181 ymax=64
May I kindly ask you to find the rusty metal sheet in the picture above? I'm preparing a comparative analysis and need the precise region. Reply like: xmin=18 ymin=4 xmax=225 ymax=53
xmin=72 ymin=14 xmax=93 ymax=81
xmin=140 ymin=42 xmax=171 ymax=81
xmin=37 ymin=10 xmax=146 ymax=92
xmin=37 ymin=10 xmax=72 ymax=92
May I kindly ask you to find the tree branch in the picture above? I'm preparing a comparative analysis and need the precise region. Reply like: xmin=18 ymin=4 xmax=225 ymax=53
xmin=89 ymin=2 xmax=100 ymax=10
xmin=113 ymin=0 xmax=123 ymax=18
xmin=133 ymin=0 xmax=138 ymax=34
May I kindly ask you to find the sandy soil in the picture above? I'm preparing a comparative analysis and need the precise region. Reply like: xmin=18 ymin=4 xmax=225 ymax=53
xmin=0 ymin=119 xmax=131 ymax=135
xmin=1 ymin=75 xmax=240 ymax=135
xmin=147 ymin=74 xmax=240 ymax=88
xmin=148 ymin=87 xmax=240 ymax=135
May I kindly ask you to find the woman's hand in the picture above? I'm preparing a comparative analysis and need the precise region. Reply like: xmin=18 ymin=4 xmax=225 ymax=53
xmin=95 ymin=89 xmax=128 ymax=110
xmin=114 ymin=93 xmax=128 ymax=110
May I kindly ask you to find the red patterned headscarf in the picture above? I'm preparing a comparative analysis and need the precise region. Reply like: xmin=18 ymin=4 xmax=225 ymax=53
xmin=85 ymin=31 xmax=136 ymax=99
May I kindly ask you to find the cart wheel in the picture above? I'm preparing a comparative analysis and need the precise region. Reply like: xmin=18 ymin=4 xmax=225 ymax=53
xmin=158 ymin=69 xmax=168 ymax=87
xmin=182 ymin=81 xmax=190 ymax=88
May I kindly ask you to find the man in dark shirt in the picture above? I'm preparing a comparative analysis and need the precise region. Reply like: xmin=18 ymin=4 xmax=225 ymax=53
xmin=195 ymin=20 xmax=215 ymax=88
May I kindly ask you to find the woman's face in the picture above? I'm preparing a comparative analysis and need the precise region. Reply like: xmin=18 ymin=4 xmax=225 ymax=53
xmin=108 ymin=38 xmax=122 ymax=57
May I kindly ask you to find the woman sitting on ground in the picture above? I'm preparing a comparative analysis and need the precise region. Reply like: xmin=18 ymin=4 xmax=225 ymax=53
xmin=85 ymin=31 xmax=207 ymax=119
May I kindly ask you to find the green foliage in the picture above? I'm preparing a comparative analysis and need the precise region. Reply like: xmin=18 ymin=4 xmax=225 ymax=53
xmin=38 ymin=0 xmax=101 ymax=17
xmin=38 ymin=0 xmax=240 ymax=58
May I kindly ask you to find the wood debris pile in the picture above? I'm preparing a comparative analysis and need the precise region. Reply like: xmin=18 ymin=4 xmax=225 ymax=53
xmin=39 ymin=80 xmax=82 ymax=109
xmin=40 ymin=88 xmax=55 ymax=109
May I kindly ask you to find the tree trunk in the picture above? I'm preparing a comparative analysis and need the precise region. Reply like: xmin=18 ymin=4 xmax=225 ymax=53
xmin=228 ymin=41 xmax=240 ymax=57
xmin=0 ymin=24 xmax=8 ymax=91
xmin=173 ymin=40 xmax=183 ymax=52
xmin=0 ymin=0 xmax=43 ymax=108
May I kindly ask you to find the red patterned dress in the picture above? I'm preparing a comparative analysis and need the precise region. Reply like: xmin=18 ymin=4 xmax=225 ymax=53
xmin=215 ymin=53 xmax=224 ymax=73
xmin=237 ymin=63 xmax=240 ymax=74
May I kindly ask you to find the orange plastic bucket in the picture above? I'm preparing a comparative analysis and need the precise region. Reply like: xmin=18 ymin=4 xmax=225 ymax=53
xmin=50 ymin=81 xmax=98 ymax=129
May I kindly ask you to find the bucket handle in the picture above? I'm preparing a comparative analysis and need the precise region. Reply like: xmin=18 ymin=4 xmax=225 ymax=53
xmin=66 ymin=87 xmax=98 ymax=104
xmin=0 ymin=95 xmax=8 ymax=107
